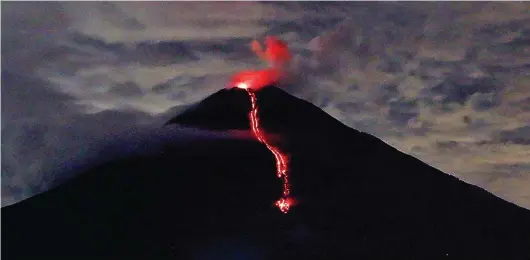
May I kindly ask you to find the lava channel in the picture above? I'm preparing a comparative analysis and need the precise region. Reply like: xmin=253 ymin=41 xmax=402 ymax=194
xmin=244 ymin=88 xmax=292 ymax=214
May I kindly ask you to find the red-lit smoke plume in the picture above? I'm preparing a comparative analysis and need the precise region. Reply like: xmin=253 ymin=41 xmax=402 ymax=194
xmin=228 ymin=36 xmax=292 ymax=91
xmin=251 ymin=36 xmax=292 ymax=70
xmin=230 ymin=36 xmax=294 ymax=213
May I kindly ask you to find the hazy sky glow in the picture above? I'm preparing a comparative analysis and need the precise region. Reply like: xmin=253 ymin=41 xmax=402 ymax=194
xmin=2 ymin=2 xmax=529 ymax=208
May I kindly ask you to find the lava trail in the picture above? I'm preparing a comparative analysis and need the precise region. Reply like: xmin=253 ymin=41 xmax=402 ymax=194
xmin=246 ymin=89 xmax=292 ymax=214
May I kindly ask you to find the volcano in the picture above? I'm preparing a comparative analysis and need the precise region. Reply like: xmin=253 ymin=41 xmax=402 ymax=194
xmin=3 ymin=85 xmax=530 ymax=259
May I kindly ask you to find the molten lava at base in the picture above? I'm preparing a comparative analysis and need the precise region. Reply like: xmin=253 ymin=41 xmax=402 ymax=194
xmin=246 ymin=89 xmax=292 ymax=214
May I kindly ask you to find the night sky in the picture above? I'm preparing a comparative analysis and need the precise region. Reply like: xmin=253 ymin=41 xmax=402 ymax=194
xmin=2 ymin=2 xmax=529 ymax=209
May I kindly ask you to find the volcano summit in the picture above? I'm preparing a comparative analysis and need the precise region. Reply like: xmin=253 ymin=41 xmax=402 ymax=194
xmin=3 ymin=85 xmax=530 ymax=259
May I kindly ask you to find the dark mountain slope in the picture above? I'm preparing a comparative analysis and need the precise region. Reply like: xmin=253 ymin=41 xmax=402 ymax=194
xmin=166 ymin=86 xmax=354 ymax=134
xmin=3 ymin=85 xmax=530 ymax=260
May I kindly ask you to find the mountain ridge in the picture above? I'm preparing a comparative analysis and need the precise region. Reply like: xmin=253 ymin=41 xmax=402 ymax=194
xmin=3 ymin=84 xmax=530 ymax=259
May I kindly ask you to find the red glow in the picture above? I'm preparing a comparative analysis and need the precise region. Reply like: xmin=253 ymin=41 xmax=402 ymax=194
xmin=227 ymin=36 xmax=294 ymax=213
xmin=245 ymin=89 xmax=292 ymax=214
xmin=227 ymin=36 xmax=292 ymax=91
xmin=228 ymin=68 xmax=282 ymax=91
xmin=252 ymin=36 xmax=292 ymax=68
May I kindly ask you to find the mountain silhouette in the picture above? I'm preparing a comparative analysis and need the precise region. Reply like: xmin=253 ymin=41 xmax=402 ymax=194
xmin=3 ymin=85 xmax=530 ymax=259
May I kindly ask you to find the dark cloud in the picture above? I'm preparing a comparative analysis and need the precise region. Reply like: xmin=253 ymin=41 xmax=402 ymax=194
xmin=151 ymin=75 xmax=208 ymax=100
xmin=407 ymin=118 xmax=432 ymax=136
xmin=109 ymin=81 xmax=145 ymax=97
xmin=133 ymin=41 xmax=199 ymax=65
xmin=435 ymin=140 xmax=459 ymax=150
xmin=1 ymin=71 xmax=80 ymax=120
xmin=495 ymin=126 xmax=530 ymax=145
xmin=377 ymin=57 xmax=405 ymax=74
xmin=189 ymin=38 xmax=251 ymax=55
xmin=412 ymin=60 xmax=454 ymax=81
xmin=492 ymin=163 xmax=530 ymax=177
xmin=69 ymin=32 xmax=125 ymax=55
xmin=262 ymin=17 xmax=345 ymax=42
xmin=335 ymin=102 xmax=363 ymax=114
xmin=483 ymin=163 xmax=530 ymax=183
xmin=469 ymin=92 xmax=501 ymax=111
xmin=1 ymin=2 xmax=71 ymax=71
xmin=1 ymin=67 xmax=160 ymax=205
xmin=374 ymin=83 xmax=400 ymax=105
xmin=463 ymin=116 xmax=491 ymax=131
xmin=429 ymin=76 xmax=499 ymax=105
xmin=69 ymin=33 xmax=199 ymax=67
xmin=303 ymin=3 xmax=428 ymax=67
xmin=1 ymin=106 xmax=158 ymax=206
xmin=463 ymin=115 xmax=472 ymax=125
xmin=387 ymin=97 xmax=419 ymax=125
xmin=477 ymin=19 xmax=530 ymax=51
xmin=155 ymin=104 xmax=193 ymax=124
xmin=93 ymin=2 xmax=146 ymax=30
xmin=66 ymin=32 xmax=207 ymax=69
xmin=512 ymin=97 xmax=530 ymax=112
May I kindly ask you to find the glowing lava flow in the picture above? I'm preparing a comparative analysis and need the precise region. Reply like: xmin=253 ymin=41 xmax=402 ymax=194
xmin=245 ymin=89 xmax=292 ymax=214
xmin=229 ymin=36 xmax=294 ymax=213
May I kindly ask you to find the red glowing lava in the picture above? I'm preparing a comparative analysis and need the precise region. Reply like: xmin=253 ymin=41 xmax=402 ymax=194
xmin=228 ymin=36 xmax=294 ymax=213
xmin=246 ymin=89 xmax=292 ymax=214
xmin=228 ymin=68 xmax=281 ymax=91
